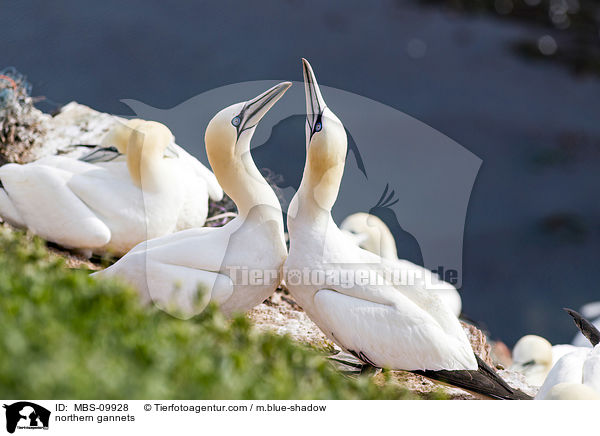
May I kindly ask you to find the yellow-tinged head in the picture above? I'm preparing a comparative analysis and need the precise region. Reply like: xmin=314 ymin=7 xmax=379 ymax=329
xmin=204 ymin=82 xmax=291 ymax=203
xmin=126 ymin=121 xmax=174 ymax=189
xmin=301 ymin=58 xmax=347 ymax=211
xmin=101 ymin=118 xmax=146 ymax=153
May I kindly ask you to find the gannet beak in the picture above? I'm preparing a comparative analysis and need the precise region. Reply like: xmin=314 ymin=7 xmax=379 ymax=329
xmin=302 ymin=58 xmax=326 ymax=142
xmin=239 ymin=81 xmax=292 ymax=134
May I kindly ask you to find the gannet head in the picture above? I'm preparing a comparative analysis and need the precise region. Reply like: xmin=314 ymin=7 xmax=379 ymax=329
xmin=301 ymin=58 xmax=347 ymax=211
xmin=101 ymin=118 xmax=146 ymax=153
xmin=510 ymin=334 xmax=553 ymax=386
xmin=340 ymin=212 xmax=398 ymax=260
xmin=205 ymin=82 xmax=292 ymax=159
xmin=127 ymin=121 xmax=175 ymax=189
xmin=205 ymin=82 xmax=291 ymax=208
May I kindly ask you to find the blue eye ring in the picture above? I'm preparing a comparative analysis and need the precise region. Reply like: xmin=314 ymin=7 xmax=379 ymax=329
xmin=231 ymin=116 xmax=241 ymax=127
xmin=314 ymin=122 xmax=322 ymax=132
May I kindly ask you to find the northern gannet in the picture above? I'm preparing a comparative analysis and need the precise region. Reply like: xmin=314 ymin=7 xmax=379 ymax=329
xmin=510 ymin=334 xmax=589 ymax=386
xmin=340 ymin=212 xmax=462 ymax=316
xmin=0 ymin=119 xmax=222 ymax=255
xmin=510 ymin=335 xmax=554 ymax=386
xmin=536 ymin=309 xmax=600 ymax=399
xmin=94 ymin=82 xmax=291 ymax=318
xmin=283 ymin=59 xmax=529 ymax=399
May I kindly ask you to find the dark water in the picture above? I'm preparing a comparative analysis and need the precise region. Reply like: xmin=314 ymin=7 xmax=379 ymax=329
xmin=2 ymin=0 xmax=599 ymax=345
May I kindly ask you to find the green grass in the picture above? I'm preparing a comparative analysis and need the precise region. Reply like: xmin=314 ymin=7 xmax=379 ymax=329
xmin=0 ymin=228 xmax=423 ymax=399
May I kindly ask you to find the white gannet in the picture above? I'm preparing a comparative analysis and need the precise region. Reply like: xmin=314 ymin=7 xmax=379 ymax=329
xmin=340 ymin=212 xmax=462 ymax=316
xmin=283 ymin=59 xmax=529 ymax=399
xmin=510 ymin=335 xmax=554 ymax=386
xmin=536 ymin=309 xmax=600 ymax=399
xmin=0 ymin=119 xmax=222 ymax=255
xmin=572 ymin=301 xmax=600 ymax=347
xmin=510 ymin=334 xmax=589 ymax=386
xmin=93 ymin=82 xmax=291 ymax=318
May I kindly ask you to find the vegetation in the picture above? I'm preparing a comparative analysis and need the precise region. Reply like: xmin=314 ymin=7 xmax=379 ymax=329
xmin=0 ymin=228 xmax=422 ymax=399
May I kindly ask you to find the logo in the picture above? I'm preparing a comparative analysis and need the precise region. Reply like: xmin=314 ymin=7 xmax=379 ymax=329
xmin=2 ymin=402 xmax=50 ymax=434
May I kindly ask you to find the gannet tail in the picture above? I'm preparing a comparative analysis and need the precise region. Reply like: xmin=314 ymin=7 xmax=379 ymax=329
xmin=564 ymin=307 xmax=600 ymax=346
xmin=413 ymin=355 xmax=532 ymax=400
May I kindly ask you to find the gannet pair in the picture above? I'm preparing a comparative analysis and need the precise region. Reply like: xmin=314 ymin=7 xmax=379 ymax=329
xmin=535 ymin=309 xmax=600 ymax=400
xmin=0 ymin=119 xmax=223 ymax=255
xmin=283 ymin=59 xmax=529 ymax=399
xmin=94 ymin=83 xmax=291 ymax=318
xmin=340 ymin=212 xmax=462 ymax=316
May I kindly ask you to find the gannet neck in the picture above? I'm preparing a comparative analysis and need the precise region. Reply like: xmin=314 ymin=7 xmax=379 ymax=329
xmin=126 ymin=122 xmax=173 ymax=190
xmin=205 ymin=82 xmax=292 ymax=222
xmin=210 ymin=134 xmax=281 ymax=220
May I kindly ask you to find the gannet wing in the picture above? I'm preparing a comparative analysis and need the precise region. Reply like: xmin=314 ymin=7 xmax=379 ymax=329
xmin=67 ymin=166 xmax=144 ymax=222
xmin=78 ymin=146 xmax=122 ymax=163
xmin=139 ymin=262 xmax=233 ymax=319
xmin=171 ymin=143 xmax=223 ymax=201
xmin=536 ymin=348 xmax=589 ymax=399
xmin=583 ymin=345 xmax=600 ymax=393
xmin=313 ymin=288 xmax=476 ymax=371
xmin=0 ymin=163 xmax=111 ymax=248
xmin=96 ymin=227 xmax=235 ymax=318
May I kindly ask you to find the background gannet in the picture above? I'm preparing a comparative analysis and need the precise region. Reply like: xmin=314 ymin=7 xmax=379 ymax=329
xmin=536 ymin=309 xmax=600 ymax=399
xmin=283 ymin=59 xmax=529 ymax=399
xmin=510 ymin=335 xmax=554 ymax=386
xmin=94 ymin=82 xmax=291 ymax=319
xmin=572 ymin=301 xmax=600 ymax=347
xmin=0 ymin=119 xmax=222 ymax=255
xmin=340 ymin=212 xmax=462 ymax=316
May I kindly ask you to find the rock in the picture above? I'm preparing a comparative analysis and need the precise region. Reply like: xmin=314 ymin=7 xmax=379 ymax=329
xmin=248 ymin=288 xmax=336 ymax=350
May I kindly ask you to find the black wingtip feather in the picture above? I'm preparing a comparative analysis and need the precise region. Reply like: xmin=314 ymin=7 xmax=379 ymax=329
xmin=413 ymin=355 xmax=532 ymax=400
xmin=564 ymin=307 xmax=600 ymax=346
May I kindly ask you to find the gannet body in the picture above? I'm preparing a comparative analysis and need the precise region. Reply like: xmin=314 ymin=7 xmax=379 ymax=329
xmin=340 ymin=212 xmax=462 ymax=316
xmin=536 ymin=309 xmax=600 ymax=399
xmin=94 ymin=83 xmax=291 ymax=318
xmin=0 ymin=119 xmax=222 ymax=255
xmin=284 ymin=59 xmax=528 ymax=399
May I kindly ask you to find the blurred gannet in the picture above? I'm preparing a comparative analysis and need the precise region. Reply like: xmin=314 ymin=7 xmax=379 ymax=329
xmin=572 ymin=301 xmax=600 ymax=347
xmin=536 ymin=309 xmax=600 ymax=400
xmin=510 ymin=335 xmax=554 ymax=386
xmin=94 ymin=82 xmax=291 ymax=318
xmin=511 ymin=334 xmax=588 ymax=386
xmin=0 ymin=119 xmax=222 ymax=255
xmin=340 ymin=212 xmax=462 ymax=316
xmin=283 ymin=59 xmax=529 ymax=399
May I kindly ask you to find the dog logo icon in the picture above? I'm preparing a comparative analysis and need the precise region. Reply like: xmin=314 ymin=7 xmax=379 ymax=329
xmin=3 ymin=402 xmax=50 ymax=433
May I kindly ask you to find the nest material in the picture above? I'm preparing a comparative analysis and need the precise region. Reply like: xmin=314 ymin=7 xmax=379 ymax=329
xmin=0 ymin=67 xmax=48 ymax=165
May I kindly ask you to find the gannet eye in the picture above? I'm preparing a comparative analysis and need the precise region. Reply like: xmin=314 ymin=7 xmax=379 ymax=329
xmin=314 ymin=121 xmax=322 ymax=132
xmin=231 ymin=116 xmax=241 ymax=127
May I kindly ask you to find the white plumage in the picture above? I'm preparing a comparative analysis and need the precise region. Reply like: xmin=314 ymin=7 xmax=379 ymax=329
xmin=536 ymin=344 xmax=600 ymax=399
xmin=94 ymin=83 xmax=291 ymax=318
xmin=0 ymin=119 xmax=222 ymax=255
xmin=340 ymin=212 xmax=462 ymax=316
xmin=284 ymin=59 xmax=477 ymax=372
